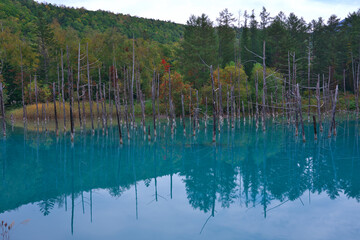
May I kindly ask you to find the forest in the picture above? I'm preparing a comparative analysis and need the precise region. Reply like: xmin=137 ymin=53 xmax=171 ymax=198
xmin=0 ymin=0 xmax=360 ymax=126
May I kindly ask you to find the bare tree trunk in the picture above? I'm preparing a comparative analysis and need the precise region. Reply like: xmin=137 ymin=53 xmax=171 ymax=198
xmin=218 ymin=66 xmax=223 ymax=120
xmin=242 ymin=100 xmax=245 ymax=122
xmin=103 ymin=83 xmax=108 ymax=134
xmin=0 ymin=82 xmax=5 ymax=137
xmin=96 ymin=84 xmax=100 ymax=127
xmin=293 ymin=52 xmax=296 ymax=93
xmin=157 ymin=73 xmax=160 ymax=120
xmin=238 ymin=72 xmax=241 ymax=120
xmin=52 ymin=82 xmax=59 ymax=136
xmin=288 ymin=51 xmax=291 ymax=93
xmin=114 ymin=69 xmax=123 ymax=145
xmin=205 ymin=96 xmax=208 ymax=129
xmin=131 ymin=37 xmax=135 ymax=126
xmin=189 ymin=87 xmax=192 ymax=123
xmin=316 ymin=75 xmax=323 ymax=132
xmin=322 ymin=74 xmax=325 ymax=113
xmin=356 ymin=63 xmax=359 ymax=118
xmin=86 ymin=43 xmax=94 ymax=134
xmin=152 ymin=70 xmax=157 ymax=137
xmin=123 ymin=67 xmax=130 ymax=139
xmin=329 ymin=85 xmax=338 ymax=137
xmin=61 ymin=49 xmax=66 ymax=132
xmin=29 ymin=74 xmax=32 ymax=105
xmin=226 ymin=89 xmax=229 ymax=125
xmin=67 ymin=47 xmax=74 ymax=141
xmin=139 ymin=73 xmax=146 ymax=135
xmin=308 ymin=45 xmax=311 ymax=122
xmin=181 ymin=93 xmax=186 ymax=135
xmin=245 ymin=76 xmax=250 ymax=118
xmin=35 ymin=75 xmax=39 ymax=128
xmin=343 ymin=69 xmax=347 ymax=113
xmin=231 ymin=86 xmax=234 ymax=128
xmin=99 ymin=68 xmax=105 ymax=134
xmin=168 ymin=67 xmax=175 ymax=134
xmin=108 ymin=80 xmax=113 ymax=125
xmin=20 ymin=45 xmax=27 ymax=125
xmin=196 ymin=90 xmax=199 ymax=129
xmin=313 ymin=115 xmax=317 ymax=140
xmin=262 ymin=41 xmax=266 ymax=132
xmin=297 ymin=84 xmax=305 ymax=142
xmin=77 ymin=43 xmax=82 ymax=130
xmin=82 ymin=86 xmax=86 ymax=129
xmin=210 ymin=65 xmax=216 ymax=142
xmin=255 ymin=71 xmax=259 ymax=128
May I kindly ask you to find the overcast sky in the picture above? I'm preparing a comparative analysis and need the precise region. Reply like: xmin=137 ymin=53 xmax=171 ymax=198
xmin=35 ymin=0 xmax=360 ymax=25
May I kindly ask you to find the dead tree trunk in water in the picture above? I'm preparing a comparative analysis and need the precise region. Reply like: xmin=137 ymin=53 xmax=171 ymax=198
xmin=123 ymin=67 xmax=130 ymax=139
xmin=181 ymin=93 xmax=186 ymax=135
xmin=313 ymin=115 xmax=317 ymax=140
xmin=82 ymin=86 xmax=86 ymax=129
xmin=131 ymin=37 xmax=135 ymax=126
xmin=53 ymin=82 xmax=59 ymax=136
xmin=307 ymin=45 xmax=311 ymax=122
xmin=86 ymin=43 xmax=94 ymax=134
xmin=103 ymin=83 xmax=108 ymax=134
xmin=189 ymin=87 xmax=192 ymax=123
xmin=316 ymin=75 xmax=323 ymax=132
xmin=99 ymin=68 xmax=105 ymax=134
xmin=343 ymin=69 xmax=348 ymax=113
xmin=139 ymin=73 xmax=146 ymax=135
xmin=114 ymin=70 xmax=123 ymax=145
xmin=356 ymin=63 xmax=359 ymax=118
xmin=20 ymin=46 xmax=27 ymax=125
xmin=231 ymin=86 xmax=235 ymax=128
xmin=218 ymin=66 xmax=223 ymax=121
xmin=205 ymin=97 xmax=208 ymax=128
xmin=67 ymin=47 xmax=74 ymax=141
xmin=226 ymin=89 xmax=229 ymax=125
xmin=61 ymin=49 xmax=66 ymax=132
xmin=157 ymin=73 xmax=160 ymax=120
xmin=262 ymin=41 xmax=267 ymax=132
xmin=77 ymin=43 xmax=82 ymax=130
xmin=152 ymin=70 xmax=157 ymax=137
xmin=255 ymin=71 xmax=259 ymax=128
xmin=168 ymin=67 xmax=175 ymax=134
xmin=96 ymin=84 xmax=100 ymax=127
xmin=108 ymin=79 xmax=113 ymax=125
xmin=196 ymin=90 xmax=199 ymax=130
xmin=328 ymin=85 xmax=339 ymax=137
xmin=210 ymin=65 xmax=216 ymax=143
xmin=297 ymin=84 xmax=305 ymax=142
xmin=35 ymin=75 xmax=39 ymax=128
xmin=0 ymin=82 xmax=5 ymax=136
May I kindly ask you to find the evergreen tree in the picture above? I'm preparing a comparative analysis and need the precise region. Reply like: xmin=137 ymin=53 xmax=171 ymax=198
xmin=35 ymin=11 xmax=54 ymax=83
xmin=180 ymin=14 xmax=217 ymax=89
xmin=217 ymin=8 xmax=236 ymax=68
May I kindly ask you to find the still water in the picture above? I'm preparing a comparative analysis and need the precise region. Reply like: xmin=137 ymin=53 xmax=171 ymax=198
xmin=0 ymin=119 xmax=360 ymax=240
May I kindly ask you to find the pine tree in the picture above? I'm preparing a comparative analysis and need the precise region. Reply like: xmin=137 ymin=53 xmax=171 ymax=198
xmin=217 ymin=8 xmax=236 ymax=68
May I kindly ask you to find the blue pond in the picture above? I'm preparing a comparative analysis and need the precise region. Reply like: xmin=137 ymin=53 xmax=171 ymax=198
xmin=0 ymin=119 xmax=360 ymax=240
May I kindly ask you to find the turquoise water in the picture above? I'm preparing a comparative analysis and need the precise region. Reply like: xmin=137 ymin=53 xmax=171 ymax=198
xmin=1 ymin=119 xmax=360 ymax=240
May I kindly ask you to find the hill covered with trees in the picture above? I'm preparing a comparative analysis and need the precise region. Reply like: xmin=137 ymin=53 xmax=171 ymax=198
xmin=0 ymin=0 xmax=360 ymax=118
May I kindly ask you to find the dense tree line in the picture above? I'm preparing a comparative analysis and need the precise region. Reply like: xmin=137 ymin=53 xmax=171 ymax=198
xmin=0 ymin=0 xmax=360 ymax=115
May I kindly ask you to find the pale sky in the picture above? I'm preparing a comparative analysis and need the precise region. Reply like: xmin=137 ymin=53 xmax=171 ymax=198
xmin=35 ymin=0 xmax=360 ymax=25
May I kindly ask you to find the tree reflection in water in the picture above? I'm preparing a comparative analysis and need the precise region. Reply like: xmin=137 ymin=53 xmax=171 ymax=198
xmin=0 ymin=120 xmax=360 ymax=233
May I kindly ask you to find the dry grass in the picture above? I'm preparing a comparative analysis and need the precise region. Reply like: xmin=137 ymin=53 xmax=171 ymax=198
xmin=9 ymin=101 xmax=116 ymax=121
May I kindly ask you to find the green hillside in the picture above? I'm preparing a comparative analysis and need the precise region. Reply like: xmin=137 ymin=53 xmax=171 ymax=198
xmin=0 ymin=0 xmax=184 ymax=43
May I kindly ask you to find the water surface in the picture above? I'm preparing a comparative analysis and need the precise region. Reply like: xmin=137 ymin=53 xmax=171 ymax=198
xmin=1 ymin=119 xmax=360 ymax=239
